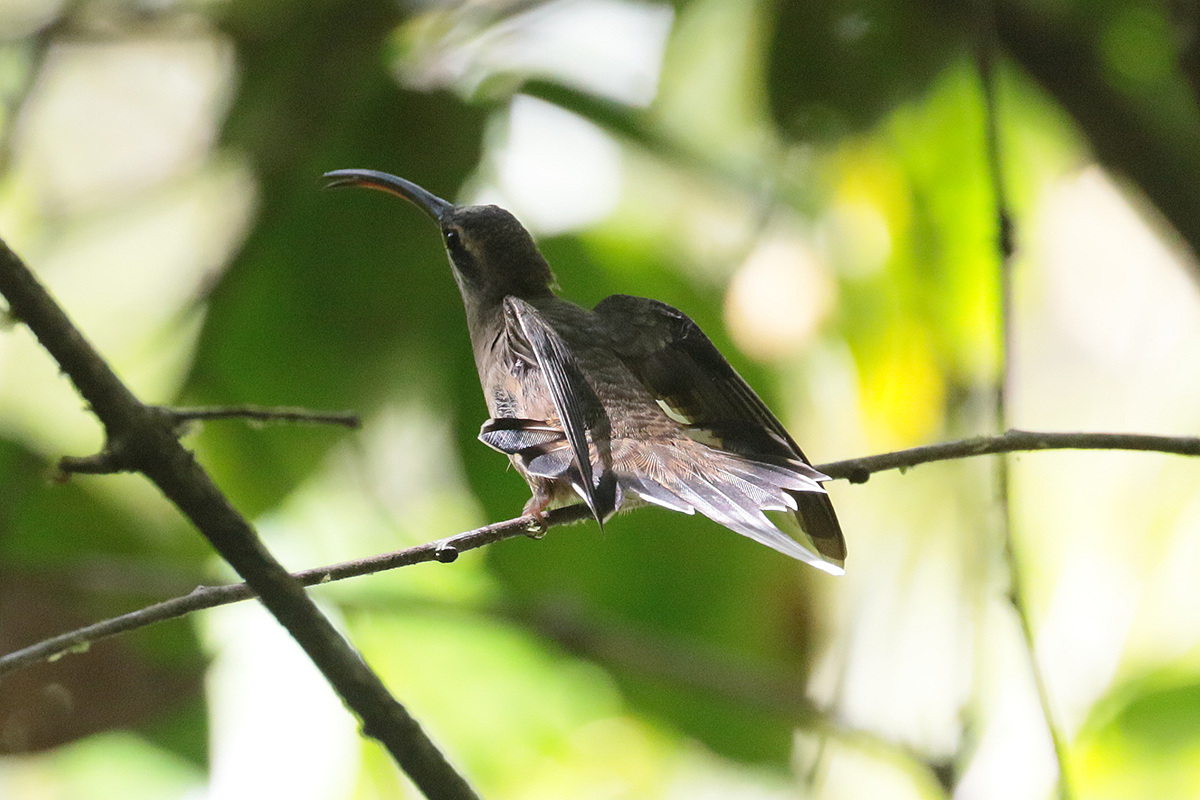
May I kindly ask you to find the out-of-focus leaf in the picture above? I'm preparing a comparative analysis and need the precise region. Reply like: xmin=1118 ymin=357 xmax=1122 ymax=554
xmin=351 ymin=605 xmax=678 ymax=797
xmin=1117 ymin=682 xmax=1200 ymax=751
xmin=1074 ymin=673 xmax=1200 ymax=798
xmin=520 ymin=79 xmax=767 ymax=201
xmin=0 ymin=439 xmax=207 ymax=763
xmin=0 ymin=444 xmax=205 ymax=570
xmin=184 ymin=0 xmax=486 ymax=515
xmin=767 ymin=0 xmax=965 ymax=141
xmin=486 ymin=506 xmax=822 ymax=767
xmin=992 ymin=0 xmax=1200 ymax=272
xmin=828 ymin=65 xmax=999 ymax=444
xmin=0 ymin=571 xmax=205 ymax=760
xmin=1088 ymin=675 xmax=1200 ymax=754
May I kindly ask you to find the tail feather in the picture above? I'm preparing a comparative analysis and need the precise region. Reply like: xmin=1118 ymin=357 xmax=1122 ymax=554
xmin=707 ymin=465 xmax=797 ymax=513
xmin=672 ymin=469 xmax=841 ymax=573
xmin=793 ymin=490 xmax=846 ymax=567
xmin=622 ymin=474 xmax=695 ymax=514
xmin=618 ymin=443 xmax=843 ymax=574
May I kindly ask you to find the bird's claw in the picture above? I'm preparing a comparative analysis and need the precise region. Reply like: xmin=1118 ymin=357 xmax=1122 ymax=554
xmin=523 ymin=510 xmax=550 ymax=539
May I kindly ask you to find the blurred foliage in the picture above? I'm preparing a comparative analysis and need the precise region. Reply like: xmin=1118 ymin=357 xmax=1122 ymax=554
xmin=0 ymin=439 xmax=206 ymax=762
xmin=187 ymin=0 xmax=487 ymax=514
xmin=1074 ymin=673 xmax=1200 ymax=798
xmin=767 ymin=0 xmax=967 ymax=141
xmin=0 ymin=0 xmax=1199 ymax=798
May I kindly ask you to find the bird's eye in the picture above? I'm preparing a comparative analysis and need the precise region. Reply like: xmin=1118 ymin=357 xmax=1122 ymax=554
xmin=442 ymin=226 xmax=478 ymax=281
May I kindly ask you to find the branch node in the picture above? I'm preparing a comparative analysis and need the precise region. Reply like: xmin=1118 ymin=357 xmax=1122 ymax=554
xmin=845 ymin=466 xmax=872 ymax=484
xmin=434 ymin=544 xmax=459 ymax=563
xmin=59 ymin=450 xmax=130 ymax=475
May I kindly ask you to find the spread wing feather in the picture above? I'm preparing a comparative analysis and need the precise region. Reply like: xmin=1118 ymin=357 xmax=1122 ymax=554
xmin=595 ymin=294 xmax=846 ymax=570
xmin=478 ymin=417 xmax=575 ymax=479
xmin=500 ymin=297 xmax=617 ymax=524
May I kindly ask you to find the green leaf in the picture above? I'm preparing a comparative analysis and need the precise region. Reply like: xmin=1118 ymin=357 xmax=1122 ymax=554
xmin=767 ymin=0 xmax=964 ymax=140
xmin=0 ymin=438 xmax=207 ymax=764
xmin=184 ymin=1 xmax=487 ymax=515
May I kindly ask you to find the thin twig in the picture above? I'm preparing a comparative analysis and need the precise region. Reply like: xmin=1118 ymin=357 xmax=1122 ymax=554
xmin=819 ymin=429 xmax=1200 ymax=483
xmin=0 ymin=237 xmax=478 ymax=800
xmin=3 ymin=429 xmax=1196 ymax=679
xmin=168 ymin=405 xmax=361 ymax=429
xmin=0 ymin=505 xmax=588 ymax=677
xmin=0 ymin=14 xmax=68 ymax=173
xmin=977 ymin=6 xmax=1072 ymax=796
xmin=54 ymin=406 xmax=362 ymax=476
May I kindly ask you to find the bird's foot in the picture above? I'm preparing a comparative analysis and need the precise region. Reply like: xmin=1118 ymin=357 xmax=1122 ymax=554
xmin=524 ymin=513 xmax=550 ymax=539
xmin=522 ymin=497 xmax=551 ymax=539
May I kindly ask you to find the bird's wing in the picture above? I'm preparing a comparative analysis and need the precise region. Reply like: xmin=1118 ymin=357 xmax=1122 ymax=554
xmin=477 ymin=417 xmax=574 ymax=479
xmin=487 ymin=296 xmax=617 ymax=525
xmin=593 ymin=294 xmax=845 ymax=569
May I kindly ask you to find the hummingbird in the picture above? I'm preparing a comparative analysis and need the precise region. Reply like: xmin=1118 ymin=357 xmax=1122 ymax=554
xmin=323 ymin=169 xmax=846 ymax=574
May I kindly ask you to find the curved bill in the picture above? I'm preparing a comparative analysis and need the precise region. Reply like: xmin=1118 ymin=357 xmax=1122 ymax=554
xmin=322 ymin=169 xmax=453 ymax=222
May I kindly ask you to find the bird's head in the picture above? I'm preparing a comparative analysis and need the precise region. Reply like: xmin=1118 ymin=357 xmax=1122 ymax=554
xmin=323 ymin=169 xmax=555 ymax=314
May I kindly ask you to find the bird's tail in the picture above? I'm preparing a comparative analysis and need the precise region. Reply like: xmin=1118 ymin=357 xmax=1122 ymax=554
xmin=617 ymin=442 xmax=845 ymax=574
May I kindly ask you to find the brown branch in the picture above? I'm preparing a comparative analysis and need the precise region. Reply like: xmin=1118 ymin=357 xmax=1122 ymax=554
xmin=820 ymin=429 xmax=1200 ymax=484
xmin=168 ymin=405 xmax=361 ymax=429
xmin=0 ymin=505 xmax=589 ymax=678
xmin=53 ymin=406 xmax=361 ymax=477
xmin=0 ymin=237 xmax=478 ymax=800
xmin=974 ymin=12 xmax=1072 ymax=794
xmin=3 ymin=428 xmax=1196 ymax=681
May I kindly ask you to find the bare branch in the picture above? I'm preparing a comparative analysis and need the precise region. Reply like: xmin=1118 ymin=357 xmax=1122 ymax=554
xmin=0 ymin=237 xmax=478 ymax=800
xmin=4 ymin=427 xmax=1197 ymax=681
xmin=58 ymin=451 xmax=130 ymax=475
xmin=168 ymin=405 xmax=361 ymax=429
xmin=975 ymin=11 xmax=1072 ymax=794
xmin=54 ymin=405 xmax=362 ymax=476
xmin=0 ymin=505 xmax=586 ymax=678
xmin=820 ymin=429 xmax=1200 ymax=483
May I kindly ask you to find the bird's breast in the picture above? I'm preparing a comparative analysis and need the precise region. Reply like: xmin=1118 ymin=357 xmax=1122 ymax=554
xmin=472 ymin=297 xmax=682 ymax=442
